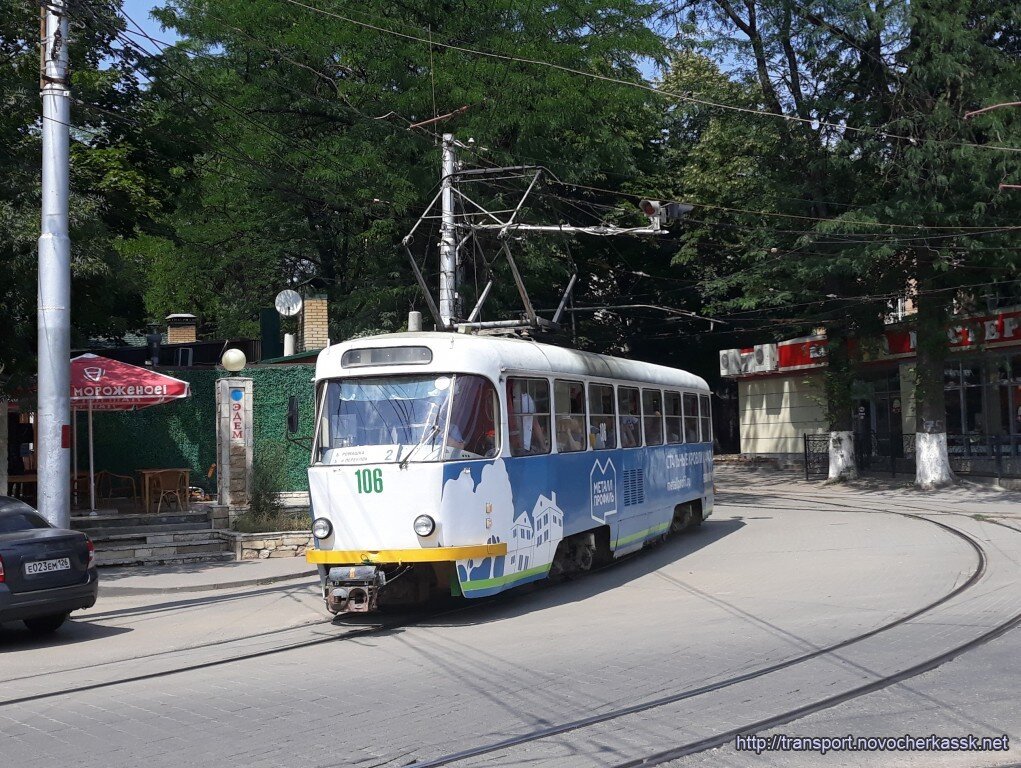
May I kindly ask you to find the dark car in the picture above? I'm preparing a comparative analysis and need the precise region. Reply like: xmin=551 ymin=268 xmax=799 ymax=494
xmin=0 ymin=496 xmax=98 ymax=633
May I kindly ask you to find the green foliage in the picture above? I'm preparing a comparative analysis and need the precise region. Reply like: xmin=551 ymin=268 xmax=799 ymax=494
xmin=231 ymin=507 xmax=309 ymax=533
xmin=0 ymin=0 xmax=191 ymax=390
xmin=647 ymin=0 xmax=1020 ymax=391
xmin=131 ymin=0 xmax=665 ymax=339
xmin=247 ymin=442 xmax=286 ymax=518
xmin=80 ymin=366 xmax=315 ymax=495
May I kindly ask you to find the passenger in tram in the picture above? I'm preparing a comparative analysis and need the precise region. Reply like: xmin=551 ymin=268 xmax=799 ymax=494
xmin=508 ymin=383 xmax=549 ymax=455
xmin=557 ymin=416 xmax=586 ymax=451
xmin=621 ymin=419 xmax=638 ymax=448
xmin=646 ymin=410 xmax=663 ymax=444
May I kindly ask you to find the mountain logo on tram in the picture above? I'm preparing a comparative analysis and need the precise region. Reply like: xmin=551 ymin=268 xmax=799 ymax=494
xmin=590 ymin=459 xmax=618 ymax=523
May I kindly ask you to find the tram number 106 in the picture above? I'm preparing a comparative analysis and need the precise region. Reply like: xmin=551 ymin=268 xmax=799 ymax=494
xmin=355 ymin=468 xmax=384 ymax=494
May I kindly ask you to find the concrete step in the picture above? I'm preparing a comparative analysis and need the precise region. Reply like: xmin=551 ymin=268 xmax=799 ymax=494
xmin=97 ymin=551 xmax=236 ymax=568
xmin=88 ymin=530 xmax=222 ymax=547
xmin=76 ymin=522 xmax=208 ymax=538
xmin=95 ymin=537 xmax=232 ymax=566
xmin=71 ymin=510 xmax=212 ymax=530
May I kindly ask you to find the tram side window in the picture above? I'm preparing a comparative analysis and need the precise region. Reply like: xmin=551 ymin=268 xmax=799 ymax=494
xmin=683 ymin=392 xmax=700 ymax=443
xmin=664 ymin=391 xmax=683 ymax=444
xmin=588 ymin=383 xmax=617 ymax=449
xmin=449 ymin=375 xmax=501 ymax=458
xmin=699 ymin=394 xmax=712 ymax=445
xmin=507 ymin=378 xmax=551 ymax=456
xmin=618 ymin=387 xmax=642 ymax=448
xmin=554 ymin=380 xmax=587 ymax=453
xmin=642 ymin=389 xmax=664 ymax=446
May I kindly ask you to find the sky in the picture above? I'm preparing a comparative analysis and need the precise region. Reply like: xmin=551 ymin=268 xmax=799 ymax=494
xmin=121 ymin=0 xmax=180 ymax=47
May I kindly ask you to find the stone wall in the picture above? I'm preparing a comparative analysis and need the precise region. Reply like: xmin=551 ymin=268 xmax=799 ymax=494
xmin=218 ymin=530 xmax=313 ymax=560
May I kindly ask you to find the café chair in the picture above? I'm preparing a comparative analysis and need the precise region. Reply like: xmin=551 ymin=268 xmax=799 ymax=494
xmin=153 ymin=470 xmax=187 ymax=514
xmin=96 ymin=470 xmax=138 ymax=508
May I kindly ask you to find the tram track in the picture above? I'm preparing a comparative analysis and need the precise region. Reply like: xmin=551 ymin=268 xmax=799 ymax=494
xmin=400 ymin=503 xmax=1018 ymax=768
xmin=726 ymin=490 xmax=1021 ymax=538
xmin=5 ymin=495 xmax=1017 ymax=768
xmin=0 ymin=600 xmax=484 ymax=708
xmin=0 ymin=615 xmax=331 ymax=687
xmin=0 ymin=543 xmax=649 ymax=705
xmin=0 ymin=535 xmax=660 ymax=704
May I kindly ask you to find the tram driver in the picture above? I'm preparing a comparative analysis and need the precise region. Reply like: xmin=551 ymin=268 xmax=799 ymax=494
xmin=443 ymin=375 xmax=499 ymax=458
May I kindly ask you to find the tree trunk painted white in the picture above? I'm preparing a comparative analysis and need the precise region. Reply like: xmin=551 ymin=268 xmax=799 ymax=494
xmin=827 ymin=431 xmax=858 ymax=482
xmin=0 ymin=403 xmax=7 ymax=496
xmin=915 ymin=431 xmax=955 ymax=489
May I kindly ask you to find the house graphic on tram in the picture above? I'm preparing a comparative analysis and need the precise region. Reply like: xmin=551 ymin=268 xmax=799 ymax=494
xmin=509 ymin=492 xmax=565 ymax=574
xmin=303 ymin=331 xmax=714 ymax=613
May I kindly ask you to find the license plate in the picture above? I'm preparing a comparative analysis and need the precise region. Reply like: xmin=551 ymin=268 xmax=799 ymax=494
xmin=25 ymin=558 xmax=71 ymax=575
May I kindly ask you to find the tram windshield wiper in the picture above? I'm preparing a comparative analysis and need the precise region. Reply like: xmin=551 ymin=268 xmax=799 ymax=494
xmin=398 ymin=404 xmax=441 ymax=469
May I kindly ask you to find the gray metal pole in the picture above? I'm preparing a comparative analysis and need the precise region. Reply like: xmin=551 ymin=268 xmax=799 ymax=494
xmin=438 ymin=133 xmax=456 ymax=328
xmin=37 ymin=1 xmax=72 ymax=528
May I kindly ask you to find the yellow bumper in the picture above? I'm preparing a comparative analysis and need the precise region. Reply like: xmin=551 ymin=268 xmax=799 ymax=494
xmin=306 ymin=543 xmax=508 ymax=565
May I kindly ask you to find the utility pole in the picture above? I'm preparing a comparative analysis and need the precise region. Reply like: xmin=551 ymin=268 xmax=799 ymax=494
xmin=37 ymin=0 xmax=72 ymax=528
xmin=438 ymin=133 xmax=457 ymax=328
xmin=403 ymin=138 xmax=697 ymax=334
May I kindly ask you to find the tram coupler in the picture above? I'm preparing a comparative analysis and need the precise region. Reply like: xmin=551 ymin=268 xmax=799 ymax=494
xmin=325 ymin=566 xmax=386 ymax=614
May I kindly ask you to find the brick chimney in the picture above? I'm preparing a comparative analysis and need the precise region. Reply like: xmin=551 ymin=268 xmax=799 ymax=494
xmin=166 ymin=313 xmax=198 ymax=344
xmin=300 ymin=294 xmax=329 ymax=351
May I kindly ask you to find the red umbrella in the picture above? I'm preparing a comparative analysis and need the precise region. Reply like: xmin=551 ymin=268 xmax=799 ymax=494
xmin=70 ymin=354 xmax=191 ymax=511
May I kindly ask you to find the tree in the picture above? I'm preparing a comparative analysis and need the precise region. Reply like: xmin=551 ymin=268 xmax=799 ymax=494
xmin=874 ymin=0 xmax=1021 ymax=487
xmin=128 ymin=0 xmax=665 ymax=338
xmin=0 ymin=0 xmax=187 ymax=393
xmin=657 ymin=0 xmax=1021 ymax=485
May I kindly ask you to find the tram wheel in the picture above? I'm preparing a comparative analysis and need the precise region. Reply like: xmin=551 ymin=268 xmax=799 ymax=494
xmin=670 ymin=507 xmax=692 ymax=534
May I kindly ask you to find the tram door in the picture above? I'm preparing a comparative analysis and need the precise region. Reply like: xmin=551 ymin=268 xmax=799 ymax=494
xmin=506 ymin=378 xmax=554 ymax=575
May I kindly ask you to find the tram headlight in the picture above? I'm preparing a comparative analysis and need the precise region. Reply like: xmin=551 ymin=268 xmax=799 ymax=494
xmin=312 ymin=517 xmax=333 ymax=539
xmin=413 ymin=515 xmax=436 ymax=537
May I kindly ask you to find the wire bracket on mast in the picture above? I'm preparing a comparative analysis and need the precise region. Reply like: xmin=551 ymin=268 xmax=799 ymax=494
xmin=402 ymin=142 xmax=681 ymax=336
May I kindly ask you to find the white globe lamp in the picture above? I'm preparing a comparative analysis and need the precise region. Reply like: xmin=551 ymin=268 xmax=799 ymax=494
xmin=221 ymin=348 xmax=247 ymax=372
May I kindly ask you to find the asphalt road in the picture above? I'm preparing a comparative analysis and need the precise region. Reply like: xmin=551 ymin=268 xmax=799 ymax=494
xmin=1 ymin=469 xmax=1018 ymax=768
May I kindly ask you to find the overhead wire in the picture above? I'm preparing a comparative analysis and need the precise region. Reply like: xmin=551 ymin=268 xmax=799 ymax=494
xmin=277 ymin=0 xmax=1021 ymax=156
xmin=66 ymin=1 xmax=1020 ymax=336
xmin=132 ymin=0 xmax=1015 ymax=239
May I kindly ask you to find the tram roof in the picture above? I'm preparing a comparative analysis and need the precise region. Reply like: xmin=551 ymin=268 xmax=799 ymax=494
xmin=316 ymin=332 xmax=709 ymax=391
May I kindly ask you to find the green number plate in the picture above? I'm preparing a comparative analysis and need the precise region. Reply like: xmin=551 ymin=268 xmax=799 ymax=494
xmin=355 ymin=467 xmax=384 ymax=494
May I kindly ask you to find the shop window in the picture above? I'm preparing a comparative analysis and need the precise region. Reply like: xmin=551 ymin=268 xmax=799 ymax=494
xmin=554 ymin=380 xmax=586 ymax=453
xmin=642 ymin=389 xmax=664 ymax=446
xmin=618 ymin=387 xmax=642 ymax=448
xmin=588 ymin=383 xmax=616 ymax=449
xmin=507 ymin=378 xmax=550 ymax=456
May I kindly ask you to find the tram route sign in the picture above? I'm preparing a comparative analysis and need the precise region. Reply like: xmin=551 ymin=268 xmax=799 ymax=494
xmin=590 ymin=459 xmax=618 ymax=523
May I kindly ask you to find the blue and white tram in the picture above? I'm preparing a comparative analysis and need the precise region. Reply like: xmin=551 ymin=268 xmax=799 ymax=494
xmin=305 ymin=332 xmax=714 ymax=613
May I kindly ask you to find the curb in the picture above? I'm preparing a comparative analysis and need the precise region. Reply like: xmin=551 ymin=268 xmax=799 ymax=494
xmin=99 ymin=568 xmax=319 ymax=597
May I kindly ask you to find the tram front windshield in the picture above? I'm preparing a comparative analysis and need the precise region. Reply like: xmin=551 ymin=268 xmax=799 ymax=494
xmin=316 ymin=374 xmax=499 ymax=465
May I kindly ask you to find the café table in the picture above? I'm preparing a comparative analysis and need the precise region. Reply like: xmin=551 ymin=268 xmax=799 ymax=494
xmin=7 ymin=472 xmax=91 ymax=507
